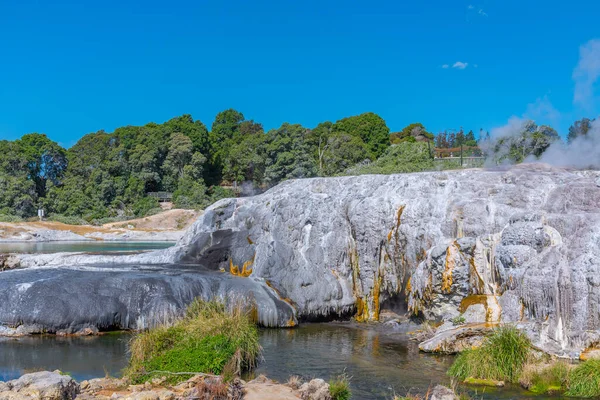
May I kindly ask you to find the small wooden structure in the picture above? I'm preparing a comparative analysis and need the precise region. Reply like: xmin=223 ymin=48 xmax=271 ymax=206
xmin=147 ymin=192 xmax=173 ymax=202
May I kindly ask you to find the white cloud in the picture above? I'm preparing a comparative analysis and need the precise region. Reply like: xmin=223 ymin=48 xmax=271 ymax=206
xmin=452 ymin=61 xmax=469 ymax=69
xmin=441 ymin=64 xmax=449 ymax=69
xmin=573 ymin=39 xmax=600 ymax=110
xmin=478 ymin=8 xmax=488 ymax=17
xmin=467 ymin=4 xmax=474 ymax=9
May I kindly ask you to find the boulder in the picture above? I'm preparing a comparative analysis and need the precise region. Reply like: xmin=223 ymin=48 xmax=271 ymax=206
xmin=0 ymin=371 xmax=79 ymax=400
xmin=430 ymin=385 xmax=458 ymax=400
xmin=419 ymin=324 xmax=491 ymax=353
xmin=299 ymin=379 xmax=331 ymax=400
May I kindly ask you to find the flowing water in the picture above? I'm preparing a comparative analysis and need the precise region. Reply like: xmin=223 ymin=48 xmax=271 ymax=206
xmin=0 ymin=241 xmax=174 ymax=254
xmin=0 ymin=324 xmax=552 ymax=400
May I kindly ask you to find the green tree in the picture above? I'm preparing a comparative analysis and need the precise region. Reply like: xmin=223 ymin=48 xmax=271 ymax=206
xmin=163 ymin=132 xmax=194 ymax=181
xmin=332 ymin=112 xmax=390 ymax=157
xmin=17 ymin=133 xmax=67 ymax=198
xmin=321 ymin=133 xmax=371 ymax=176
xmin=264 ymin=123 xmax=317 ymax=184
xmin=567 ymin=118 xmax=594 ymax=144
xmin=493 ymin=121 xmax=560 ymax=163
xmin=390 ymin=123 xmax=433 ymax=144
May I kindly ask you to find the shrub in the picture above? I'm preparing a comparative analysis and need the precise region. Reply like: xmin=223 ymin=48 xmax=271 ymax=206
xmin=0 ymin=214 xmax=23 ymax=223
xmin=131 ymin=197 xmax=160 ymax=217
xmin=520 ymin=361 xmax=571 ymax=394
xmin=47 ymin=214 xmax=89 ymax=225
xmin=125 ymin=298 xmax=260 ymax=384
xmin=451 ymin=315 xmax=466 ymax=326
xmin=448 ymin=325 xmax=531 ymax=383
xmin=565 ymin=359 xmax=600 ymax=398
xmin=329 ymin=374 xmax=352 ymax=400
xmin=345 ymin=142 xmax=434 ymax=176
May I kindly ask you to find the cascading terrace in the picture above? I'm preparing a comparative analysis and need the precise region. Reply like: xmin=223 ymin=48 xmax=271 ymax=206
xmin=3 ymin=163 xmax=600 ymax=359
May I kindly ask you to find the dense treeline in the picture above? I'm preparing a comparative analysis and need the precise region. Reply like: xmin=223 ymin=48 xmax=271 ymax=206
xmin=0 ymin=111 xmax=391 ymax=221
xmin=0 ymin=111 xmax=594 ymax=221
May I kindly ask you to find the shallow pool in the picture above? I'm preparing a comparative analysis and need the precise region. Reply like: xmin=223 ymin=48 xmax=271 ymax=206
xmin=0 ymin=241 xmax=174 ymax=254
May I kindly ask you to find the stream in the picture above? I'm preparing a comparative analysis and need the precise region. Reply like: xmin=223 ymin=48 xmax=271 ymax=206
xmin=0 ymin=243 xmax=554 ymax=399
xmin=0 ymin=325 xmax=552 ymax=400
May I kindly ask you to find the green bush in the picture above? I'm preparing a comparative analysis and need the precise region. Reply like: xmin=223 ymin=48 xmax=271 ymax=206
xmin=131 ymin=197 xmax=160 ymax=217
xmin=345 ymin=142 xmax=434 ymax=176
xmin=0 ymin=214 xmax=23 ymax=223
xmin=329 ymin=374 xmax=352 ymax=400
xmin=520 ymin=361 xmax=571 ymax=394
xmin=565 ymin=359 xmax=600 ymax=398
xmin=125 ymin=299 xmax=260 ymax=384
xmin=448 ymin=325 xmax=531 ymax=383
xmin=47 ymin=214 xmax=89 ymax=225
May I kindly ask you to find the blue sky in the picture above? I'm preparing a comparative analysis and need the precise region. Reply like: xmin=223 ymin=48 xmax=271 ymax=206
xmin=1 ymin=0 xmax=599 ymax=146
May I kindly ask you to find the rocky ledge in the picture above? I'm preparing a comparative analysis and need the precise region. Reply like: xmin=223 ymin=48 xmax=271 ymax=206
xmin=0 ymin=371 xmax=361 ymax=400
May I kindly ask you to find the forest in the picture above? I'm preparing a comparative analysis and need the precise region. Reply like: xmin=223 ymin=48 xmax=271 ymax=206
xmin=0 ymin=110 xmax=594 ymax=223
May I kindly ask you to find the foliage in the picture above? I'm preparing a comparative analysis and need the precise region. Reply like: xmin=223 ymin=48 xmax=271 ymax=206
xmin=451 ymin=315 xmax=466 ymax=326
xmin=346 ymin=142 xmax=433 ymax=175
xmin=331 ymin=112 xmax=390 ymax=158
xmin=390 ymin=123 xmax=433 ymax=144
xmin=329 ymin=374 xmax=352 ymax=400
xmin=125 ymin=299 xmax=260 ymax=384
xmin=567 ymin=117 xmax=594 ymax=144
xmin=519 ymin=361 xmax=571 ymax=395
xmin=46 ymin=214 xmax=89 ymax=225
xmin=264 ymin=123 xmax=317 ymax=184
xmin=565 ymin=359 xmax=600 ymax=398
xmin=2 ymin=111 xmax=590 ymax=220
xmin=486 ymin=121 xmax=561 ymax=164
xmin=448 ymin=325 xmax=531 ymax=383
xmin=0 ymin=214 xmax=24 ymax=223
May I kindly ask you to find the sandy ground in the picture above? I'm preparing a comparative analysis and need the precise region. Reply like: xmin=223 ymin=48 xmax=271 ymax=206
xmin=0 ymin=209 xmax=201 ymax=242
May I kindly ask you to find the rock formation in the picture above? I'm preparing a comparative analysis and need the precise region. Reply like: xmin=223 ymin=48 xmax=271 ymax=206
xmin=3 ymin=164 xmax=600 ymax=356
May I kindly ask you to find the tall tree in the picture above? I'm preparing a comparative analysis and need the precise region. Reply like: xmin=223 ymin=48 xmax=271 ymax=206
xmin=16 ymin=133 xmax=67 ymax=198
xmin=264 ymin=123 xmax=317 ymax=184
xmin=567 ymin=118 xmax=594 ymax=143
xmin=331 ymin=112 xmax=390 ymax=158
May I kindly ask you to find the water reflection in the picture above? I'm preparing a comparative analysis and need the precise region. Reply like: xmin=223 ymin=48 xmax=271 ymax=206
xmin=0 ymin=241 xmax=174 ymax=254
xmin=0 ymin=324 xmax=557 ymax=399
xmin=250 ymin=323 xmax=454 ymax=400
xmin=0 ymin=334 xmax=130 ymax=382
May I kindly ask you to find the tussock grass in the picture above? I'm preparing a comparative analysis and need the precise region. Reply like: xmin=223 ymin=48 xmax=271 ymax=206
xmin=329 ymin=373 xmax=352 ymax=400
xmin=448 ymin=325 xmax=531 ymax=383
xmin=519 ymin=360 xmax=571 ymax=394
xmin=565 ymin=359 xmax=600 ymax=398
xmin=124 ymin=298 xmax=260 ymax=384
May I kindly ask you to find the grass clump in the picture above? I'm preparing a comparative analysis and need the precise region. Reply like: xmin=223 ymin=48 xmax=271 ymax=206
xmin=565 ymin=359 xmax=600 ymax=398
xmin=329 ymin=374 xmax=352 ymax=400
xmin=448 ymin=325 xmax=531 ymax=384
xmin=520 ymin=361 xmax=571 ymax=394
xmin=124 ymin=298 xmax=260 ymax=384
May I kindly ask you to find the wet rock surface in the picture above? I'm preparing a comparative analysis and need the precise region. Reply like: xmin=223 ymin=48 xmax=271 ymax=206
xmin=4 ymin=164 xmax=600 ymax=354
xmin=0 ymin=265 xmax=296 ymax=333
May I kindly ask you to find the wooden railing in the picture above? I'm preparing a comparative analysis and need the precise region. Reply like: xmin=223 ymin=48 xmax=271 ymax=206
xmin=147 ymin=192 xmax=173 ymax=202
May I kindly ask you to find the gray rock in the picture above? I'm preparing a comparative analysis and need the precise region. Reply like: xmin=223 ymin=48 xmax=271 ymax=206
xmin=0 ymin=371 xmax=79 ymax=400
xmin=430 ymin=385 xmax=458 ymax=400
xmin=299 ymin=379 xmax=331 ymax=400
xmin=419 ymin=324 xmax=489 ymax=354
